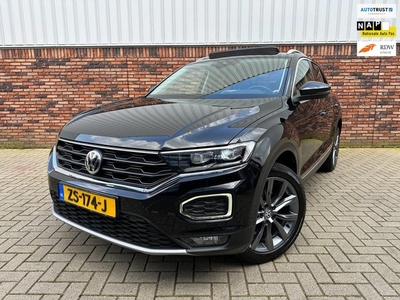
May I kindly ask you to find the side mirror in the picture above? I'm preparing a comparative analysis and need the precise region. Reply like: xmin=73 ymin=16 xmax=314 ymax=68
xmin=293 ymin=81 xmax=331 ymax=102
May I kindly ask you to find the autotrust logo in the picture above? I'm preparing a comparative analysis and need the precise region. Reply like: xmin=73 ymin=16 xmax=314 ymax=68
xmin=360 ymin=7 xmax=393 ymax=13
xmin=357 ymin=4 xmax=396 ymax=18
xmin=85 ymin=149 xmax=103 ymax=174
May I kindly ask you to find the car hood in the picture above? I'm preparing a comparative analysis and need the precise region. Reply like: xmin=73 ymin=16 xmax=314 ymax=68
xmin=59 ymin=97 xmax=283 ymax=150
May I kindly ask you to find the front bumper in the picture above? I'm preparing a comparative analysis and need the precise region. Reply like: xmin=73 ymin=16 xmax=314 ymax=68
xmin=48 ymin=147 xmax=260 ymax=256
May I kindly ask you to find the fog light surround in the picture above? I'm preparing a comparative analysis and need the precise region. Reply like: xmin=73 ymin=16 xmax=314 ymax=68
xmin=180 ymin=193 xmax=233 ymax=221
xmin=181 ymin=235 xmax=229 ymax=247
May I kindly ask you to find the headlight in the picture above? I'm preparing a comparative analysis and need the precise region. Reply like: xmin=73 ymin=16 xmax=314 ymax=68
xmin=160 ymin=142 xmax=255 ymax=173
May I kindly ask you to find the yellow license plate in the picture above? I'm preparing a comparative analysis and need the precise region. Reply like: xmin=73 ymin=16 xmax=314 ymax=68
xmin=59 ymin=184 xmax=116 ymax=218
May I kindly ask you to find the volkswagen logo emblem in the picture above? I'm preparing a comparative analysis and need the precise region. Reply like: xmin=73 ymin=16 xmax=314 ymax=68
xmin=85 ymin=149 xmax=103 ymax=175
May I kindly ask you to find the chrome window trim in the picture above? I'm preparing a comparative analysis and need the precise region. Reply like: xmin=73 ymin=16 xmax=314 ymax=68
xmin=291 ymin=57 xmax=312 ymax=98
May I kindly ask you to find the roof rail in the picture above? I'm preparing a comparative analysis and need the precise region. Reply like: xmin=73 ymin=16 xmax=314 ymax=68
xmin=209 ymin=46 xmax=280 ymax=59
xmin=196 ymin=57 xmax=208 ymax=62
xmin=287 ymin=49 xmax=301 ymax=54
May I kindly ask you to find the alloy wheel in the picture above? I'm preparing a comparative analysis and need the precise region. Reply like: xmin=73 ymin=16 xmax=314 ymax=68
xmin=250 ymin=176 xmax=299 ymax=253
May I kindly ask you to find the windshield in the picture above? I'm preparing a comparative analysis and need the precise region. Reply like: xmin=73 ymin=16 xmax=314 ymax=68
xmin=148 ymin=56 xmax=290 ymax=99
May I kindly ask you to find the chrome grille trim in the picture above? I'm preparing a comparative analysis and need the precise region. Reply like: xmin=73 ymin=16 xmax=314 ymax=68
xmin=57 ymin=138 xmax=159 ymax=154
xmin=56 ymin=139 xmax=177 ymax=189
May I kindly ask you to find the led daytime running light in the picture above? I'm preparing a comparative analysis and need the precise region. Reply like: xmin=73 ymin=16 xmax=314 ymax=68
xmin=160 ymin=142 xmax=255 ymax=173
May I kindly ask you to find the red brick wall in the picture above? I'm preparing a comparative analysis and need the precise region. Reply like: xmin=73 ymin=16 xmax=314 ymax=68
xmin=0 ymin=45 xmax=399 ymax=147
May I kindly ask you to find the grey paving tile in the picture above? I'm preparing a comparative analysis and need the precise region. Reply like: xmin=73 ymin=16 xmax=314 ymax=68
xmin=137 ymin=283 xmax=157 ymax=300
xmin=56 ymin=271 xmax=93 ymax=283
xmin=319 ymin=284 xmax=360 ymax=296
xmin=39 ymin=262 xmax=68 ymax=282
xmin=10 ymin=271 xmax=43 ymax=294
xmin=82 ymin=271 xmax=109 ymax=295
xmin=296 ymin=273 xmax=323 ymax=296
xmin=107 ymin=261 xmax=130 ymax=283
xmin=176 ymin=261 xmax=194 ymax=283
xmin=60 ymin=282 xmax=86 ymax=300
xmin=243 ymin=264 xmax=263 ymax=283
xmin=0 ymin=282 xmax=17 ymax=300
xmin=29 ymin=282 xmax=69 ymax=294
xmin=4 ymin=295 xmax=42 ymax=300
xmin=125 ymin=271 xmax=160 ymax=283
xmin=284 ymin=283 xmax=307 ymax=299
xmin=101 ymin=283 xmax=139 ymax=296
xmin=228 ymin=272 xmax=248 ymax=296
xmin=156 ymin=272 xmax=176 ymax=296
xmin=174 ymin=283 xmax=211 ymax=296
xmin=211 ymin=283 xmax=230 ymax=300
xmin=247 ymin=283 xmax=285 ymax=296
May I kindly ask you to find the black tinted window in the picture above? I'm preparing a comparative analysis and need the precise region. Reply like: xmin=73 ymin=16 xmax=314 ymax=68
xmin=149 ymin=57 xmax=290 ymax=99
xmin=312 ymin=62 xmax=325 ymax=83
xmin=293 ymin=59 xmax=313 ymax=96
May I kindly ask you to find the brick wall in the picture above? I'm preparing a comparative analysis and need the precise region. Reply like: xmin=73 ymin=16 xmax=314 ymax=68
xmin=0 ymin=45 xmax=399 ymax=147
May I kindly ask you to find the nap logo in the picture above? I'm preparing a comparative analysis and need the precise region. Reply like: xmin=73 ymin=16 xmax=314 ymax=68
xmin=358 ymin=21 xmax=396 ymax=38
xmin=357 ymin=21 xmax=386 ymax=31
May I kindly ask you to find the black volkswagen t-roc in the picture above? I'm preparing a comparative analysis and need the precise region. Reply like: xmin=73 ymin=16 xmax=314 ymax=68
xmin=48 ymin=46 xmax=342 ymax=263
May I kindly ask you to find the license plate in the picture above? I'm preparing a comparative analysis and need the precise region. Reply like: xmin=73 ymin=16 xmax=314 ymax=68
xmin=59 ymin=184 xmax=116 ymax=218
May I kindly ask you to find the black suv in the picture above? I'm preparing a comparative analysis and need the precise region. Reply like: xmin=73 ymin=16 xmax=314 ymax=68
xmin=48 ymin=46 xmax=342 ymax=264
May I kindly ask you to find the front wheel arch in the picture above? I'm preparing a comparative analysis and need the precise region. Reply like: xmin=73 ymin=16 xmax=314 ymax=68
xmin=237 ymin=162 xmax=306 ymax=264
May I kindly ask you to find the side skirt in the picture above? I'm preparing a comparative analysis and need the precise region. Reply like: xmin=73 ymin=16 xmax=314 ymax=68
xmin=300 ymin=141 xmax=333 ymax=183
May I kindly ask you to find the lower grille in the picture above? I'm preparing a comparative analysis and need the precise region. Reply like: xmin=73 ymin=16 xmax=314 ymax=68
xmin=53 ymin=197 xmax=182 ymax=250
xmin=184 ymin=197 xmax=229 ymax=217
xmin=181 ymin=194 xmax=233 ymax=220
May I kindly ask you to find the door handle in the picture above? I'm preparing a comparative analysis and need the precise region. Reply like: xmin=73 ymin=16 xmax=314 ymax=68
xmin=319 ymin=110 xmax=327 ymax=116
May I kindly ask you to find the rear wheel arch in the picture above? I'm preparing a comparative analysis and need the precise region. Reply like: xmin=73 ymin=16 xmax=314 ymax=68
xmin=319 ymin=119 xmax=342 ymax=172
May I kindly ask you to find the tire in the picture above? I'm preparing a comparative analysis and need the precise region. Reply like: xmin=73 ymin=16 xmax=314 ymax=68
xmin=319 ymin=126 xmax=340 ymax=172
xmin=237 ymin=163 xmax=306 ymax=264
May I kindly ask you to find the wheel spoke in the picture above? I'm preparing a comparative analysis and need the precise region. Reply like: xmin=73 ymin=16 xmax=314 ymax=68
xmin=255 ymin=213 xmax=265 ymax=225
xmin=275 ymin=212 xmax=298 ymax=221
xmin=265 ymin=178 xmax=274 ymax=207
xmin=260 ymin=190 xmax=268 ymax=209
xmin=265 ymin=223 xmax=274 ymax=250
xmin=273 ymin=220 xmax=289 ymax=241
xmin=250 ymin=223 xmax=265 ymax=250
xmin=333 ymin=134 xmax=339 ymax=163
xmin=272 ymin=180 xmax=288 ymax=206
xmin=274 ymin=194 xmax=298 ymax=213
